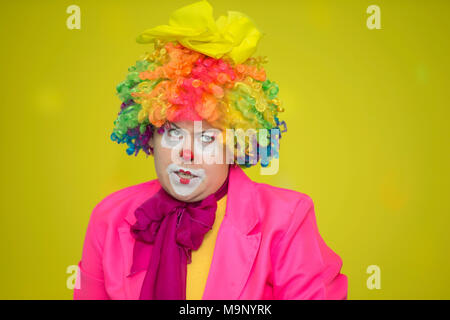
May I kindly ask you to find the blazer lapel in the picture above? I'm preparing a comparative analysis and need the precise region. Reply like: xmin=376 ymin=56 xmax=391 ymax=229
xmin=118 ymin=226 xmax=143 ymax=298
xmin=202 ymin=165 xmax=262 ymax=299
xmin=118 ymin=181 xmax=162 ymax=299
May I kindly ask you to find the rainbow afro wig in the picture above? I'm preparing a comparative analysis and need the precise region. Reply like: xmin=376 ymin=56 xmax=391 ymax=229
xmin=111 ymin=0 xmax=287 ymax=168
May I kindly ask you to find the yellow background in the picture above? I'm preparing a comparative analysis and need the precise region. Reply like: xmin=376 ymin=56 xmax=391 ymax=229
xmin=1 ymin=0 xmax=449 ymax=299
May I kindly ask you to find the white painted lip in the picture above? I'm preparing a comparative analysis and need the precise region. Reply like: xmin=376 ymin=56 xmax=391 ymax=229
xmin=166 ymin=163 xmax=206 ymax=196
xmin=167 ymin=163 xmax=205 ymax=179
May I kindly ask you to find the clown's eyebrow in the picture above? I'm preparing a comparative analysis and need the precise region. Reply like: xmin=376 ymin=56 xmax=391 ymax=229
xmin=169 ymin=122 xmax=213 ymax=134
xmin=169 ymin=122 xmax=180 ymax=129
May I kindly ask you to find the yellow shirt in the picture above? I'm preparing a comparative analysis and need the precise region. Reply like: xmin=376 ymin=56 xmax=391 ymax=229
xmin=186 ymin=195 xmax=227 ymax=300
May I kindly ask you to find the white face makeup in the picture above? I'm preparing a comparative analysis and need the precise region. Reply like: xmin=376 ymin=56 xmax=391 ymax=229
xmin=161 ymin=125 xmax=186 ymax=149
xmin=150 ymin=120 xmax=230 ymax=203
xmin=166 ymin=163 xmax=206 ymax=196
xmin=160 ymin=122 xmax=223 ymax=164
xmin=193 ymin=121 xmax=223 ymax=164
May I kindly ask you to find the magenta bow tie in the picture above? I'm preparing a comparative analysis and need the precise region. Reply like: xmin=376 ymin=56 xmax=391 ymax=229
xmin=129 ymin=172 xmax=229 ymax=300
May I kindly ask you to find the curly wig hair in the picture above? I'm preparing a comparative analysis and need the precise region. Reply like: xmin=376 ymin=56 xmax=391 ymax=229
xmin=111 ymin=39 xmax=287 ymax=168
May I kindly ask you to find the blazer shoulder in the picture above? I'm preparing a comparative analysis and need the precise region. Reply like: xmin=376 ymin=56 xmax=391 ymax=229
xmin=252 ymin=182 xmax=315 ymax=229
xmin=88 ymin=179 xmax=160 ymax=228
xmin=254 ymin=181 xmax=314 ymax=209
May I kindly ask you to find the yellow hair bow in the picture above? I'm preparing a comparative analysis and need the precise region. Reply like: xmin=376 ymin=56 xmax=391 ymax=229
xmin=136 ymin=0 xmax=263 ymax=64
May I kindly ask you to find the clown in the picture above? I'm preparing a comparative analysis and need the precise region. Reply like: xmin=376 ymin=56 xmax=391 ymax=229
xmin=74 ymin=0 xmax=347 ymax=300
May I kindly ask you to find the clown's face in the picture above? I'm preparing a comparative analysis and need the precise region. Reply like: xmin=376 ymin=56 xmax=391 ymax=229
xmin=149 ymin=120 xmax=230 ymax=202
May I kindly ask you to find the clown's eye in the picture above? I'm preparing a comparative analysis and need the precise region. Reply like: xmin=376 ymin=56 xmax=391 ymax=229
xmin=201 ymin=134 xmax=215 ymax=143
xmin=168 ymin=128 xmax=183 ymax=139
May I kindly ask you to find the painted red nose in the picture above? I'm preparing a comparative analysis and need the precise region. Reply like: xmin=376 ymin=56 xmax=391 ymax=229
xmin=180 ymin=148 xmax=194 ymax=161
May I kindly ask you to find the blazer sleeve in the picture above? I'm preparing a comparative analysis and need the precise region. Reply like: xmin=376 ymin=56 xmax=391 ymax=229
xmin=272 ymin=195 xmax=348 ymax=300
xmin=73 ymin=204 xmax=110 ymax=300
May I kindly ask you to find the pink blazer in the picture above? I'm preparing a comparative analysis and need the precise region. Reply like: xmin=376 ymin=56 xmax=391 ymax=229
xmin=73 ymin=165 xmax=347 ymax=300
